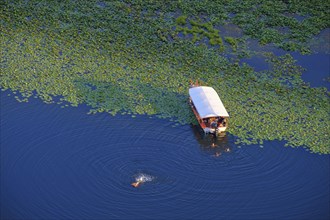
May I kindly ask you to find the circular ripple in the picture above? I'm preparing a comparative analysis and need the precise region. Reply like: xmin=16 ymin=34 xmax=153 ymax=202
xmin=2 ymin=92 xmax=329 ymax=219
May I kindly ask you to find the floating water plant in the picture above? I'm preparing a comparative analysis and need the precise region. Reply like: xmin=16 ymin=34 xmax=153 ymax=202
xmin=1 ymin=0 xmax=329 ymax=154
xmin=175 ymin=17 xmax=225 ymax=51
xmin=228 ymin=0 xmax=330 ymax=53
xmin=224 ymin=37 xmax=238 ymax=52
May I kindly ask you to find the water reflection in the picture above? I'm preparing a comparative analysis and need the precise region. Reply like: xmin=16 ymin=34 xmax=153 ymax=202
xmin=191 ymin=124 xmax=232 ymax=157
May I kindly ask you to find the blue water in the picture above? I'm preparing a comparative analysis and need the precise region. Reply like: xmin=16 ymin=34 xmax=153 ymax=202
xmin=294 ymin=52 xmax=330 ymax=89
xmin=1 ymin=91 xmax=329 ymax=219
xmin=242 ymin=51 xmax=330 ymax=89
xmin=239 ymin=32 xmax=330 ymax=90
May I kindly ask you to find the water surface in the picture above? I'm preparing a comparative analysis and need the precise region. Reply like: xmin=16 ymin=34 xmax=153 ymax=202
xmin=1 ymin=92 xmax=329 ymax=219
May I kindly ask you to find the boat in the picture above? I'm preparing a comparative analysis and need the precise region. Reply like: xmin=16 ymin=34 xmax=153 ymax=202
xmin=189 ymin=84 xmax=229 ymax=136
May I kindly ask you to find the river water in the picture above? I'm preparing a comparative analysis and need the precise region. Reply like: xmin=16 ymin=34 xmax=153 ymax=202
xmin=1 ymin=26 xmax=330 ymax=219
xmin=1 ymin=89 xmax=329 ymax=219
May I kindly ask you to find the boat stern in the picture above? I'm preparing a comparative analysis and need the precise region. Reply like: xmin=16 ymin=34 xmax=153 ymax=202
xmin=203 ymin=126 xmax=227 ymax=134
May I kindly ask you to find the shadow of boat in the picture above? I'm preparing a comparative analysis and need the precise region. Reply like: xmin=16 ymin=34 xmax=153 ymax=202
xmin=191 ymin=124 xmax=232 ymax=157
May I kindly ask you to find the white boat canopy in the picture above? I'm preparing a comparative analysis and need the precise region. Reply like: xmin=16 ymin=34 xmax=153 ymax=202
xmin=189 ymin=86 xmax=229 ymax=118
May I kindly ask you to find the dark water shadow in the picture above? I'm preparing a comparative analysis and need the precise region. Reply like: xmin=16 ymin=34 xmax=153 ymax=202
xmin=190 ymin=124 xmax=233 ymax=157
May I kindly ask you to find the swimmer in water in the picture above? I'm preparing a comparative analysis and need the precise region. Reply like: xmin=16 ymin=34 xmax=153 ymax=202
xmin=131 ymin=174 xmax=153 ymax=188
xmin=131 ymin=181 xmax=142 ymax=188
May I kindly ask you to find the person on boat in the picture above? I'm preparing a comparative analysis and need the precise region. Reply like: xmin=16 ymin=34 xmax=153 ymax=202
xmin=189 ymin=79 xmax=200 ymax=88
xmin=211 ymin=119 xmax=218 ymax=129
xmin=218 ymin=120 xmax=223 ymax=127
xmin=222 ymin=119 xmax=226 ymax=127
xmin=218 ymin=117 xmax=226 ymax=127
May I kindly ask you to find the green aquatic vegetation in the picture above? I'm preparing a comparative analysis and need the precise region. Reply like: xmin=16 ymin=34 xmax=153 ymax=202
xmin=224 ymin=37 xmax=238 ymax=52
xmin=228 ymin=0 xmax=330 ymax=53
xmin=176 ymin=15 xmax=187 ymax=26
xmin=1 ymin=0 xmax=329 ymax=154
xmin=176 ymin=17 xmax=225 ymax=52
xmin=215 ymin=53 xmax=330 ymax=154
